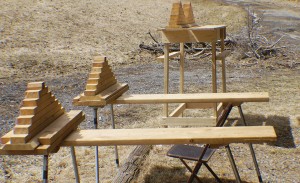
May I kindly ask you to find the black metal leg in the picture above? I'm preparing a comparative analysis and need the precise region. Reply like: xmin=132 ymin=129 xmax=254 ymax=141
xmin=238 ymin=105 xmax=263 ymax=183
xmin=71 ymin=146 xmax=80 ymax=183
xmin=180 ymin=159 xmax=203 ymax=183
xmin=43 ymin=155 xmax=49 ymax=183
xmin=188 ymin=145 xmax=209 ymax=183
xmin=203 ymin=163 xmax=222 ymax=183
xmin=93 ymin=108 xmax=99 ymax=183
xmin=110 ymin=104 xmax=120 ymax=167
xmin=225 ymin=145 xmax=241 ymax=183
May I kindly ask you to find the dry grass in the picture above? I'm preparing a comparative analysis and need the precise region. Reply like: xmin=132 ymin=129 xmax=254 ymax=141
xmin=0 ymin=0 xmax=299 ymax=183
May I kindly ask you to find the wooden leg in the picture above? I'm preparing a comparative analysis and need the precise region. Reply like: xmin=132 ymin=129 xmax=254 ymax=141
xmin=164 ymin=43 xmax=170 ymax=117
xmin=211 ymin=41 xmax=218 ymax=120
xmin=221 ymin=38 xmax=226 ymax=93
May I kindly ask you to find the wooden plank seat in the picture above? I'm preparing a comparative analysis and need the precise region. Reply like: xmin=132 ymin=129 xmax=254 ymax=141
xmin=61 ymin=126 xmax=276 ymax=147
xmin=73 ymin=92 xmax=269 ymax=106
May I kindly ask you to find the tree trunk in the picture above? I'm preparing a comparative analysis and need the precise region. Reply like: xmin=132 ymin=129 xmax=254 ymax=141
xmin=113 ymin=145 xmax=152 ymax=183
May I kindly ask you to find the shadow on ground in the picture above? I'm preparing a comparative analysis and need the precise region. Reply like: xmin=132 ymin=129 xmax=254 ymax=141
xmin=142 ymin=165 xmax=252 ymax=183
xmin=228 ymin=114 xmax=295 ymax=148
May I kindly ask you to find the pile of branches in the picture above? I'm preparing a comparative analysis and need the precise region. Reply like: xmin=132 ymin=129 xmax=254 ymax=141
xmin=139 ymin=31 xmax=235 ymax=58
xmin=244 ymin=8 xmax=285 ymax=59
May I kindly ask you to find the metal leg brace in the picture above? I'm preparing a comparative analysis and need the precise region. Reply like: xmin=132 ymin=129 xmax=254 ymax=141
xmin=226 ymin=145 xmax=241 ymax=183
xmin=71 ymin=146 xmax=80 ymax=183
xmin=43 ymin=155 xmax=49 ymax=183
xmin=238 ymin=105 xmax=263 ymax=183
xmin=110 ymin=104 xmax=120 ymax=167
xmin=93 ymin=108 xmax=100 ymax=183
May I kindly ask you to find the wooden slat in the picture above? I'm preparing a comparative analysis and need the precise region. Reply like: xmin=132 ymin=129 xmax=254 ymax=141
xmin=14 ymin=108 xmax=65 ymax=135
xmin=186 ymin=103 xmax=215 ymax=109
xmin=21 ymin=92 xmax=52 ymax=107
xmin=161 ymin=117 xmax=216 ymax=126
xmin=20 ymin=95 xmax=55 ymax=115
xmin=25 ymin=87 xmax=48 ymax=99
xmin=27 ymin=82 xmax=45 ymax=90
xmin=157 ymin=51 xmax=180 ymax=62
xmin=112 ymin=92 xmax=269 ymax=104
xmin=74 ymin=83 xmax=129 ymax=106
xmin=11 ymin=106 xmax=64 ymax=143
xmin=16 ymin=100 xmax=63 ymax=125
xmin=169 ymin=103 xmax=186 ymax=117
xmin=160 ymin=25 xmax=226 ymax=43
xmin=61 ymin=126 xmax=277 ymax=146
xmin=39 ymin=110 xmax=83 ymax=144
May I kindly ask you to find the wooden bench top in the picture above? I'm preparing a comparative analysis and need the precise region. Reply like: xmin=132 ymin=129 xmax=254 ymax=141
xmin=61 ymin=126 xmax=276 ymax=146
xmin=112 ymin=92 xmax=269 ymax=104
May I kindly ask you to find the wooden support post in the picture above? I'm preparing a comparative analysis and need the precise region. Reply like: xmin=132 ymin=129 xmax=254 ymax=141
xmin=211 ymin=41 xmax=217 ymax=118
xmin=180 ymin=43 xmax=184 ymax=94
xmin=221 ymin=37 xmax=226 ymax=93
xmin=164 ymin=44 xmax=170 ymax=117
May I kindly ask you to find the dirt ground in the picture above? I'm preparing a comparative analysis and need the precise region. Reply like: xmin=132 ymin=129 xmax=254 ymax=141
xmin=0 ymin=0 xmax=299 ymax=182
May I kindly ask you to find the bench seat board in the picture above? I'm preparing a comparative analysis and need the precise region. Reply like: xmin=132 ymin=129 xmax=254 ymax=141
xmin=62 ymin=126 xmax=276 ymax=146
xmin=112 ymin=92 xmax=269 ymax=104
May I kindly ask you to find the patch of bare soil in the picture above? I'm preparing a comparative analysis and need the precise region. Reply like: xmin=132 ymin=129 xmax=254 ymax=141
xmin=0 ymin=0 xmax=299 ymax=182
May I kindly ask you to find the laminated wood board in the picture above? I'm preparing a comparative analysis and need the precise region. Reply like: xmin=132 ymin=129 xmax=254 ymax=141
xmin=161 ymin=117 xmax=216 ymax=127
xmin=74 ymin=83 xmax=129 ymax=106
xmin=61 ymin=126 xmax=277 ymax=146
xmin=160 ymin=25 xmax=226 ymax=43
xmin=113 ymin=92 xmax=269 ymax=104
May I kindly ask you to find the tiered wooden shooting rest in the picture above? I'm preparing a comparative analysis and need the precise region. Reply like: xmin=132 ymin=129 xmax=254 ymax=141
xmin=0 ymin=82 xmax=85 ymax=182
xmin=157 ymin=1 xmax=230 ymax=126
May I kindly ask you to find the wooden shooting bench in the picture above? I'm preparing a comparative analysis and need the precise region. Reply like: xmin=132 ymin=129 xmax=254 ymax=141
xmin=157 ymin=1 xmax=230 ymax=125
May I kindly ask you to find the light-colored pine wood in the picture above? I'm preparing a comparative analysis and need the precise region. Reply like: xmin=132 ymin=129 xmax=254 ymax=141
xmin=20 ymin=96 xmax=55 ymax=115
xmin=180 ymin=42 xmax=184 ymax=94
xmin=21 ymin=92 xmax=52 ymax=107
xmin=169 ymin=103 xmax=186 ymax=117
xmin=161 ymin=117 xmax=216 ymax=126
xmin=160 ymin=25 xmax=226 ymax=43
xmin=183 ymin=1 xmax=197 ymax=26
xmin=157 ymin=51 xmax=180 ymax=62
xmin=27 ymin=82 xmax=45 ymax=90
xmin=14 ymin=108 xmax=65 ymax=135
xmin=25 ymin=87 xmax=48 ymax=99
xmin=168 ymin=1 xmax=187 ymax=28
xmin=61 ymin=126 xmax=277 ymax=146
xmin=39 ymin=110 xmax=83 ymax=144
xmin=112 ymin=92 xmax=269 ymax=104
xmin=17 ymin=100 xmax=63 ymax=125
xmin=164 ymin=44 xmax=170 ymax=117
xmin=186 ymin=103 xmax=215 ymax=109
xmin=74 ymin=83 xmax=129 ymax=106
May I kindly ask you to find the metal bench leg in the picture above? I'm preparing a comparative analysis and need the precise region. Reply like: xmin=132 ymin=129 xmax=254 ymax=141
xmin=238 ymin=105 xmax=263 ymax=183
xmin=203 ymin=163 xmax=222 ymax=183
xmin=93 ymin=108 xmax=100 ymax=183
xmin=43 ymin=155 xmax=49 ymax=183
xmin=180 ymin=159 xmax=203 ymax=183
xmin=225 ymin=145 xmax=241 ymax=183
xmin=71 ymin=146 xmax=80 ymax=183
xmin=110 ymin=104 xmax=120 ymax=167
